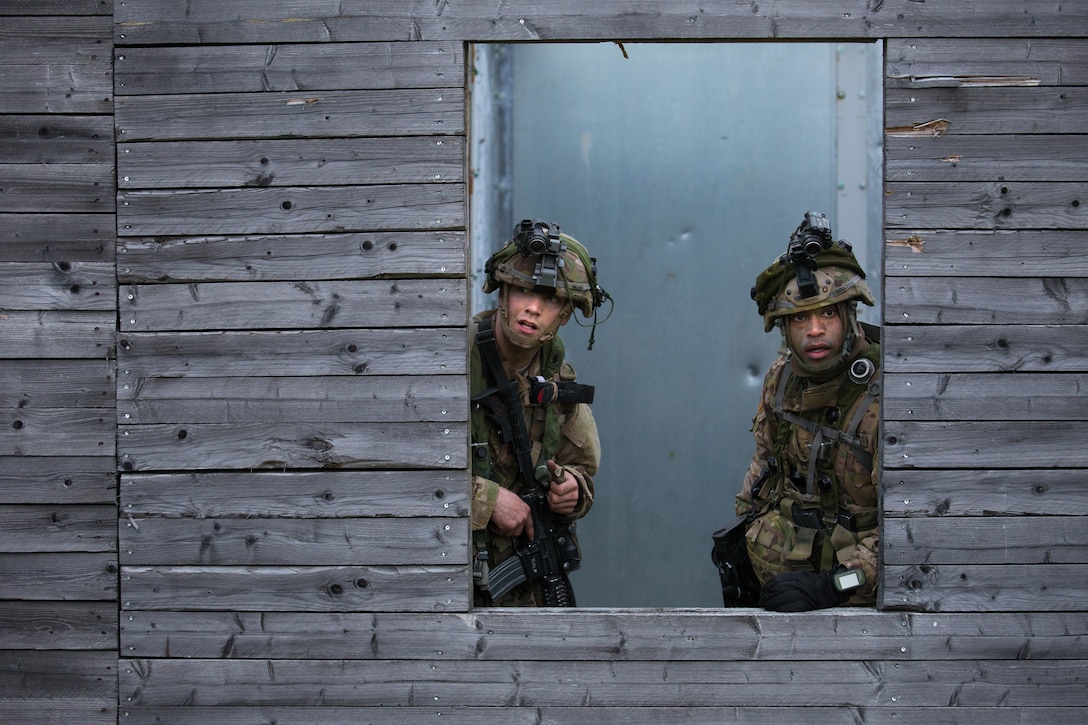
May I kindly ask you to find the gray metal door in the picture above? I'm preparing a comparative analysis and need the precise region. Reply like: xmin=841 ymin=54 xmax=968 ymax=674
xmin=470 ymin=42 xmax=882 ymax=607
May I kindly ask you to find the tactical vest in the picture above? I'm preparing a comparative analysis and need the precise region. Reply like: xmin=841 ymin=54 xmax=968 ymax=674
xmin=758 ymin=342 xmax=881 ymax=572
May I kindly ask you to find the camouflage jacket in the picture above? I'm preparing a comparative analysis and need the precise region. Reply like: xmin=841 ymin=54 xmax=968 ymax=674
xmin=736 ymin=343 xmax=881 ymax=604
xmin=470 ymin=311 xmax=599 ymax=606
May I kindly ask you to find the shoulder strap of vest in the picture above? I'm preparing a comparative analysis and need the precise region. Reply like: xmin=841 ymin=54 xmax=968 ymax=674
xmin=771 ymin=358 xmax=878 ymax=483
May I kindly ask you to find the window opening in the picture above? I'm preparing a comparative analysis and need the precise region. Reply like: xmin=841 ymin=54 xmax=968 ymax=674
xmin=470 ymin=41 xmax=883 ymax=607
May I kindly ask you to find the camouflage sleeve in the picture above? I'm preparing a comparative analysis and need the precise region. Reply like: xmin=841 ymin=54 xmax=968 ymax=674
xmin=470 ymin=475 xmax=501 ymax=531
xmin=736 ymin=359 xmax=784 ymax=516
xmin=555 ymin=401 xmax=599 ymax=520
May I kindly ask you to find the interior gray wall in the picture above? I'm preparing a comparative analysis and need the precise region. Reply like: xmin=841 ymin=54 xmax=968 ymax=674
xmin=471 ymin=42 xmax=882 ymax=607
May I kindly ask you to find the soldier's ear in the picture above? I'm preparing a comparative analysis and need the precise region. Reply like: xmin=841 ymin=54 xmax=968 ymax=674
xmin=558 ymin=304 xmax=573 ymax=326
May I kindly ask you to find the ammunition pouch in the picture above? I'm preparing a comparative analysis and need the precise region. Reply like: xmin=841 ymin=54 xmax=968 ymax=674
xmin=787 ymin=501 xmax=876 ymax=533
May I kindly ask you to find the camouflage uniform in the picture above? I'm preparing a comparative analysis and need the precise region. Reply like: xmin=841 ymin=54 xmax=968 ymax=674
xmin=736 ymin=342 xmax=880 ymax=604
xmin=738 ymin=212 xmax=880 ymax=608
xmin=470 ymin=311 xmax=599 ymax=606
xmin=471 ymin=220 xmax=609 ymax=607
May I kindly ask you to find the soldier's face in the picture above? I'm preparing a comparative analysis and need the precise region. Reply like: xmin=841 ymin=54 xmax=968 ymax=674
xmin=787 ymin=305 xmax=844 ymax=365
xmin=498 ymin=285 xmax=570 ymax=350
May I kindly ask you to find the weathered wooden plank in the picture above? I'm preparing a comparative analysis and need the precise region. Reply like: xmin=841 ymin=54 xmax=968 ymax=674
xmin=0 ymin=311 xmax=114 ymax=359
xmin=121 ymin=565 xmax=469 ymax=612
xmin=113 ymin=0 xmax=1088 ymax=44
xmin=119 ymin=610 xmax=1088 ymax=661
xmin=120 ymin=279 xmax=466 ymax=331
xmin=0 ymin=360 xmax=114 ymax=409
xmin=885 ymin=277 xmax=1088 ymax=324
xmin=886 ymin=87 xmax=1088 ymax=135
xmin=0 ymin=262 xmax=115 ymax=311
xmin=110 ymin=705 xmax=1088 ymax=725
xmin=117 ymin=183 xmax=464 ymax=236
xmin=0 ymin=213 xmax=114 ymax=262
xmin=120 ymin=470 xmax=468 ymax=518
xmin=883 ymin=564 xmax=1088 ymax=612
xmin=121 ymin=517 xmax=467 ymax=566
xmin=885 ymin=516 xmax=1088 ymax=565
xmin=885 ymin=135 xmax=1088 ymax=182
xmin=0 ymin=650 xmax=116 ymax=698
xmin=114 ymin=656 xmax=1088 ymax=708
xmin=115 ymin=42 xmax=464 ymax=95
xmin=884 ymin=181 xmax=1088 ymax=230
xmin=883 ymin=373 xmax=1088 ymax=421
xmin=884 ymin=230 xmax=1088 ymax=277
xmin=0 ymin=505 xmax=115 ymax=553
xmin=0 ymin=700 xmax=117 ymax=725
xmin=115 ymin=328 xmax=466 ymax=377
xmin=0 ymin=409 xmax=114 ymax=457
xmin=0 ymin=164 xmax=115 ymax=213
xmin=0 ymin=601 xmax=116 ymax=650
xmin=883 ymin=325 xmax=1088 ymax=373
xmin=886 ymin=38 xmax=1088 ymax=87
xmin=883 ymin=421 xmax=1088 ymax=469
xmin=112 ymin=661 xmax=866 ymax=707
xmin=0 ymin=1 xmax=112 ymax=15
xmin=118 ymin=136 xmax=464 ymax=188
xmin=0 ymin=456 xmax=116 ymax=505
xmin=0 ymin=17 xmax=113 ymax=57
xmin=114 ymin=90 xmax=462 ymax=142
xmin=0 ymin=66 xmax=112 ymax=115
xmin=117 ymin=421 xmax=467 ymax=471
xmin=884 ymin=469 xmax=1088 ymax=517
xmin=0 ymin=552 xmax=117 ymax=600
xmin=0 ymin=115 xmax=113 ymax=164
xmin=120 ymin=657 xmax=1088 ymax=693
xmin=116 ymin=230 xmax=465 ymax=282
xmin=118 ymin=375 xmax=467 ymax=424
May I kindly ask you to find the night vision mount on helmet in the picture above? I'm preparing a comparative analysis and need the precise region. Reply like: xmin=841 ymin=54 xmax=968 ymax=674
xmin=750 ymin=211 xmax=874 ymax=333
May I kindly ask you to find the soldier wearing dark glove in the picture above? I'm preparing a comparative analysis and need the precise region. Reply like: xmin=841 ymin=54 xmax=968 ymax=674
xmin=731 ymin=214 xmax=881 ymax=610
xmin=759 ymin=570 xmax=850 ymax=612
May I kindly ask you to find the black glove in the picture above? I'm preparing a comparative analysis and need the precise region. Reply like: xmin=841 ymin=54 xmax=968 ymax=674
xmin=759 ymin=570 xmax=849 ymax=612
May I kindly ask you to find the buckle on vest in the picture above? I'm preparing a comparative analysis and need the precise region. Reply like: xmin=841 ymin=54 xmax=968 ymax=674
xmin=808 ymin=439 xmax=834 ymax=463
xmin=472 ymin=547 xmax=490 ymax=589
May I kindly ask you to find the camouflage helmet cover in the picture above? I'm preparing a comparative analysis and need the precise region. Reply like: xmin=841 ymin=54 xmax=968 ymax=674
xmin=483 ymin=220 xmax=602 ymax=318
xmin=751 ymin=231 xmax=875 ymax=333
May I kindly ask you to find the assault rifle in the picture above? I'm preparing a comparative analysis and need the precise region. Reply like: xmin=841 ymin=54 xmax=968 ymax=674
xmin=474 ymin=318 xmax=582 ymax=606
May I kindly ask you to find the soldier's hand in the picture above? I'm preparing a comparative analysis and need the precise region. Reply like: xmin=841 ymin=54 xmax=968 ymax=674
xmin=490 ymin=487 xmax=533 ymax=539
xmin=759 ymin=570 xmax=848 ymax=612
xmin=545 ymin=460 xmax=579 ymax=515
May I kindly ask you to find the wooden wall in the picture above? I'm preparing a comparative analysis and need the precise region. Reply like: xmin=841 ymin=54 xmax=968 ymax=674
xmin=1 ymin=1 xmax=1086 ymax=723
xmin=0 ymin=1 xmax=119 ymax=722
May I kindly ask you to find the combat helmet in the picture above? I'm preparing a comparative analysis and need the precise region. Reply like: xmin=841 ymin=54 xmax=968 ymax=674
xmin=483 ymin=219 xmax=605 ymax=319
xmin=750 ymin=211 xmax=874 ymax=333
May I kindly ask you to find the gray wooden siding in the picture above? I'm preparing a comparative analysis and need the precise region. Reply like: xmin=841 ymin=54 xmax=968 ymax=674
xmin=881 ymin=35 xmax=1088 ymax=616
xmin=0 ymin=2 xmax=119 ymax=723
xmin=1 ymin=2 xmax=1085 ymax=724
